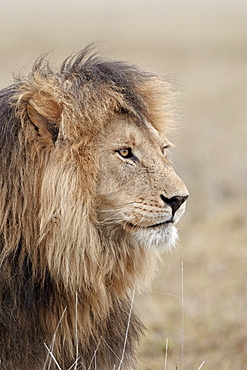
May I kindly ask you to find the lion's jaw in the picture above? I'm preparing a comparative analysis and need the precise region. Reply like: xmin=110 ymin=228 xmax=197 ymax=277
xmin=96 ymin=116 xmax=188 ymax=251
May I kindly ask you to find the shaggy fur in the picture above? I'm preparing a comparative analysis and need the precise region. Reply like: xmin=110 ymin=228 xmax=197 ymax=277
xmin=0 ymin=47 xmax=183 ymax=369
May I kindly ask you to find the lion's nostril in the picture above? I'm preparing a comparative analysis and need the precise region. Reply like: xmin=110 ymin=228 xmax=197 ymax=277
xmin=160 ymin=194 xmax=188 ymax=215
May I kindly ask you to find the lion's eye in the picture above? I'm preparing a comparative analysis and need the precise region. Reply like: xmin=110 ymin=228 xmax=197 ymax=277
xmin=161 ymin=145 xmax=170 ymax=155
xmin=117 ymin=148 xmax=133 ymax=158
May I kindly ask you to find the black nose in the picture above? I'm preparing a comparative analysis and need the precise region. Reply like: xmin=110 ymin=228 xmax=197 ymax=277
xmin=160 ymin=194 xmax=188 ymax=215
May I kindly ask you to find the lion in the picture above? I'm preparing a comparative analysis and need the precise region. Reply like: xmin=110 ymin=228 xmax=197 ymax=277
xmin=0 ymin=47 xmax=188 ymax=369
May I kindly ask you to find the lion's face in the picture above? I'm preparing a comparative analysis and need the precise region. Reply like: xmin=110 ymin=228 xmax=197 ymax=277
xmin=96 ymin=116 xmax=188 ymax=250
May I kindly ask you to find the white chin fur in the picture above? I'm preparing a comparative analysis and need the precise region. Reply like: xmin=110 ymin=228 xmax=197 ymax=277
xmin=132 ymin=223 xmax=178 ymax=252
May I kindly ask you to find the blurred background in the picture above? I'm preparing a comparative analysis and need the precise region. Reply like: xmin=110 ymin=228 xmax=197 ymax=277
xmin=1 ymin=0 xmax=246 ymax=368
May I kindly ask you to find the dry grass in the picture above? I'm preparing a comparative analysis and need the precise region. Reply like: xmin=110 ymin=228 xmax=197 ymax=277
xmin=1 ymin=0 xmax=247 ymax=369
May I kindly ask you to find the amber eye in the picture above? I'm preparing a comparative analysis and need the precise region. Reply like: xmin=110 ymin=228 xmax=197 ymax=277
xmin=161 ymin=145 xmax=170 ymax=155
xmin=117 ymin=148 xmax=133 ymax=158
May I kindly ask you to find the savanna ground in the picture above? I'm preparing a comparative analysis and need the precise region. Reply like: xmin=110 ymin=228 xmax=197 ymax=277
xmin=1 ymin=1 xmax=247 ymax=369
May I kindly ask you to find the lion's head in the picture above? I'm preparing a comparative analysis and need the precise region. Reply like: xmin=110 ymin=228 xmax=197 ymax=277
xmin=96 ymin=114 xmax=188 ymax=251
xmin=0 ymin=48 xmax=188 ymax=369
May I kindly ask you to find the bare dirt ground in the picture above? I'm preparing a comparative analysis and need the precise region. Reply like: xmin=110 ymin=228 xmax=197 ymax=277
xmin=1 ymin=1 xmax=247 ymax=369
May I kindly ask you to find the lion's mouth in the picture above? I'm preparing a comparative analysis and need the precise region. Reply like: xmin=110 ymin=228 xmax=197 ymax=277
xmin=147 ymin=219 xmax=173 ymax=228
xmin=126 ymin=219 xmax=173 ymax=229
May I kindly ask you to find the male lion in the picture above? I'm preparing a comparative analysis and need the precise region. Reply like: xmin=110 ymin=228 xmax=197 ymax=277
xmin=0 ymin=48 xmax=188 ymax=369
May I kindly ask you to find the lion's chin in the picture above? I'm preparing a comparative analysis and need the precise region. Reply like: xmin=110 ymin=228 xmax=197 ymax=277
xmin=131 ymin=223 xmax=178 ymax=251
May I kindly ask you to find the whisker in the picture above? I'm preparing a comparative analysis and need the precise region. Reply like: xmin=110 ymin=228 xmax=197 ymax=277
xmin=102 ymin=214 xmax=137 ymax=226
xmin=98 ymin=206 xmax=134 ymax=214
xmin=98 ymin=202 xmax=136 ymax=213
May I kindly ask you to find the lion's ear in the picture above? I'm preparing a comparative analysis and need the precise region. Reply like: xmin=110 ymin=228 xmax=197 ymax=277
xmin=27 ymin=92 xmax=61 ymax=146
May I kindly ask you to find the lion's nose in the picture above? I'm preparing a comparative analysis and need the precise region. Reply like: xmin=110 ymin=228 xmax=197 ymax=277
xmin=160 ymin=194 xmax=189 ymax=215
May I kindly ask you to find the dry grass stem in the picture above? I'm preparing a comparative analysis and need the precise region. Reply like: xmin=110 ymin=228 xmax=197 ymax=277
xmin=87 ymin=339 xmax=102 ymax=370
xmin=164 ymin=337 xmax=169 ymax=370
xmin=197 ymin=361 xmax=205 ymax=370
xmin=117 ymin=287 xmax=136 ymax=370
xmin=44 ymin=308 xmax=67 ymax=370
xmin=44 ymin=343 xmax=62 ymax=370
xmin=68 ymin=357 xmax=81 ymax=370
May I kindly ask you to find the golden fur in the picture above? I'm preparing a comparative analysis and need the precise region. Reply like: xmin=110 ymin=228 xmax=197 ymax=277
xmin=0 ymin=47 xmax=188 ymax=369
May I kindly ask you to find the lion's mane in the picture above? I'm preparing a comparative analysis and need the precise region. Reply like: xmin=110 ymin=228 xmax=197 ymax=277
xmin=0 ymin=47 xmax=176 ymax=369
